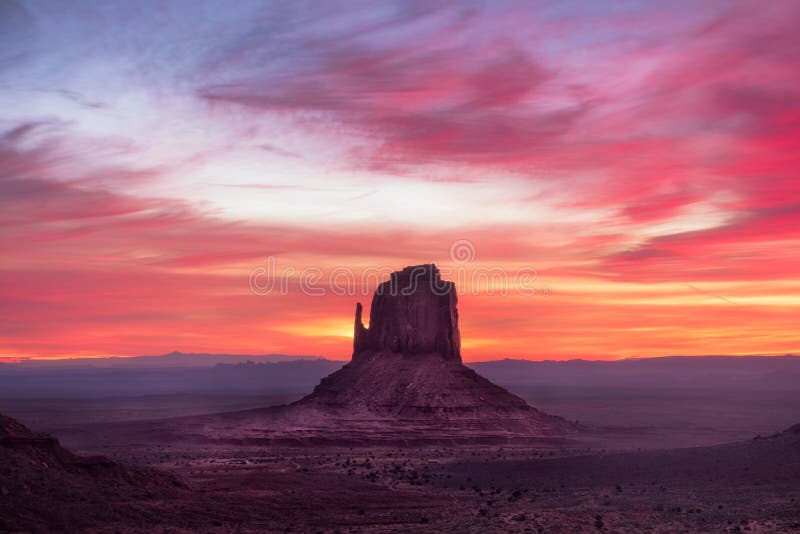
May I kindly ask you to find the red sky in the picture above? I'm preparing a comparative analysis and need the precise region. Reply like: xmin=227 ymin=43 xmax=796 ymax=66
xmin=1 ymin=1 xmax=799 ymax=361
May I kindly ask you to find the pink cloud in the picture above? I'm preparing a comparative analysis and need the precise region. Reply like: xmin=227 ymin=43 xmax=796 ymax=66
xmin=3 ymin=1 xmax=800 ymax=359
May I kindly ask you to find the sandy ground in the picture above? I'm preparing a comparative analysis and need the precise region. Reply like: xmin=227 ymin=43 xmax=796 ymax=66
xmin=32 ymin=433 xmax=800 ymax=533
xmin=2 ymin=390 xmax=800 ymax=532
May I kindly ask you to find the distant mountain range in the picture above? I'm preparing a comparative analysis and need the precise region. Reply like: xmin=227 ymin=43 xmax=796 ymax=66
xmin=4 ymin=351 xmax=333 ymax=368
xmin=471 ymin=355 xmax=800 ymax=391
xmin=0 ymin=353 xmax=797 ymax=398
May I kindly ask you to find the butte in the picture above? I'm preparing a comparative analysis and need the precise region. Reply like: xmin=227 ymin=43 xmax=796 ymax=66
xmin=179 ymin=264 xmax=574 ymax=446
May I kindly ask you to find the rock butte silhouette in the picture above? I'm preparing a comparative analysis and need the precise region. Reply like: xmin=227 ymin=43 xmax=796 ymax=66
xmin=295 ymin=263 xmax=554 ymax=419
xmin=266 ymin=264 xmax=571 ymax=443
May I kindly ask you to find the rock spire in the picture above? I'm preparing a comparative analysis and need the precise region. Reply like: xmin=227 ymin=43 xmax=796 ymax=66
xmin=353 ymin=264 xmax=461 ymax=362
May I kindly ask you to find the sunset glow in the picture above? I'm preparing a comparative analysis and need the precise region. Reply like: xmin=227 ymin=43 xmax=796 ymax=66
xmin=2 ymin=1 xmax=799 ymax=361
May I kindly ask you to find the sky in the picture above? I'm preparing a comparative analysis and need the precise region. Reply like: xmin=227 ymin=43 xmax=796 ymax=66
xmin=1 ymin=0 xmax=799 ymax=361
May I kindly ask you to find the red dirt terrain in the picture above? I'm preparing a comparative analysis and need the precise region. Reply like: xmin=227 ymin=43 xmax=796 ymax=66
xmin=5 ymin=411 xmax=798 ymax=533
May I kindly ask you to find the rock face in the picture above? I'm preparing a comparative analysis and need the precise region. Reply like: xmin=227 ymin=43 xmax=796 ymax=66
xmin=353 ymin=264 xmax=461 ymax=361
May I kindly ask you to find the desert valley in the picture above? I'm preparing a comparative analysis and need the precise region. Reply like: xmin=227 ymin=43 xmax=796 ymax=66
xmin=2 ymin=265 xmax=799 ymax=533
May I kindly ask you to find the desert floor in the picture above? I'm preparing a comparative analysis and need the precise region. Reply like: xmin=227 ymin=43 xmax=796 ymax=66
xmin=2 ymin=387 xmax=799 ymax=533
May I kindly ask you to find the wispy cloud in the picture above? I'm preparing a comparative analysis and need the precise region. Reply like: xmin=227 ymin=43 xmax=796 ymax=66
xmin=2 ymin=1 xmax=799 ymax=359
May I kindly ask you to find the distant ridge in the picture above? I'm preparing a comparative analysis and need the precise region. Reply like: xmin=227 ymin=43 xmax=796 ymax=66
xmin=4 ymin=352 xmax=794 ymax=369
xmin=1 ymin=354 xmax=798 ymax=398
xmin=470 ymin=354 xmax=800 ymax=391
xmin=4 ymin=351 xmax=338 ymax=368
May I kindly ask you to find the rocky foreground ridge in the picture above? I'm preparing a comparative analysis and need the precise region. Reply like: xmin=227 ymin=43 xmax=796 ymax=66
xmin=0 ymin=412 xmax=182 ymax=530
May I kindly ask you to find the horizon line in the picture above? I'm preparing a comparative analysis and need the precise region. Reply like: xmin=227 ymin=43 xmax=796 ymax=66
xmin=2 ymin=350 xmax=798 ymax=365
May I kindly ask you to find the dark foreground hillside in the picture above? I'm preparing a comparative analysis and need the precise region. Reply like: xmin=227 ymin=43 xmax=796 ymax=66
xmin=0 ymin=413 xmax=183 ymax=532
xmin=3 ymin=410 xmax=799 ymax=533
